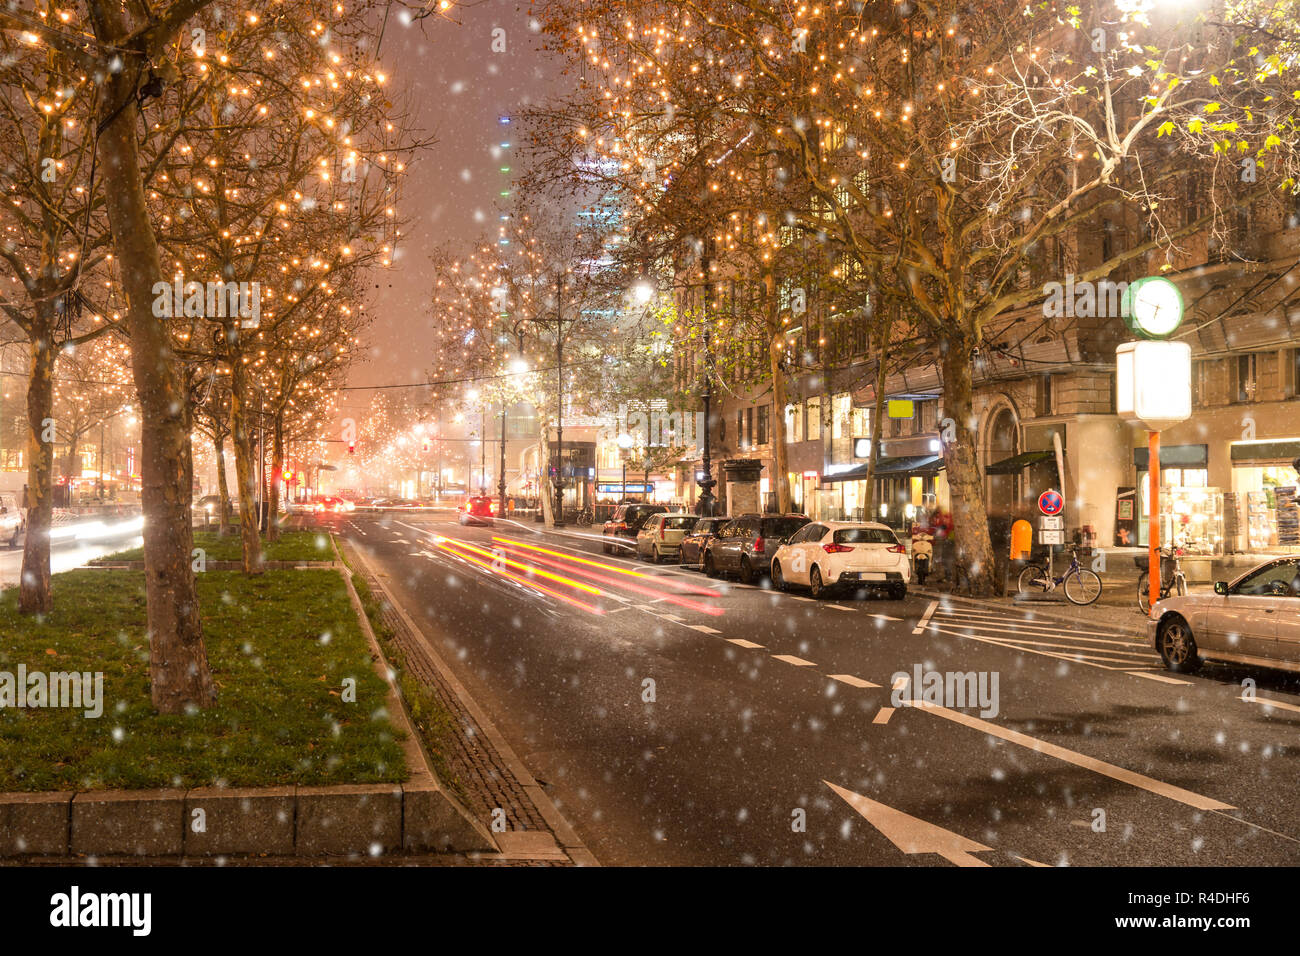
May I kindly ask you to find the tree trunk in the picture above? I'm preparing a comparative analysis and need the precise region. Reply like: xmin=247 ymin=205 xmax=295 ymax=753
xmin=939 ymin=332 xmax=996 ymax=597
xmin=94 ymin=37 xmax=215 ymax=712
xmin=768 ymin=332 xmax=791 ymax=514
xmin=861 ymin=312 xmax=891 ymax=516
xmin=214 ymin=433 xmax=231 ymax=537
xmin=267 ymin=413 xmax=284 ymax=542
xmin=18 ymin=329 xmax=54 ymax=614
xmin=229 ymin=357 xmax=263 ymax=572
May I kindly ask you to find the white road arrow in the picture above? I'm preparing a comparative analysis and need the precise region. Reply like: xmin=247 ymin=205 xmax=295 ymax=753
xmin=824 ymin=781 xmax=994 ymax=867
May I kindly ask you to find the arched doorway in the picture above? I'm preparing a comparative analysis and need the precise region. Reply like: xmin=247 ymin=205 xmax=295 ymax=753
xmin=984 ymin=405 xmax=1019 ymax=519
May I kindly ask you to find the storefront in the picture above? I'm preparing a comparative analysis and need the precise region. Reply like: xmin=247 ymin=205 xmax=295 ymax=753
xmin=819 ymin=454 xmax=947 ymax=530
xmin=1229 ymin=438 xmax=1300 ymax=550
xmin=1133 ymin=444 xmax=1222 ymax=553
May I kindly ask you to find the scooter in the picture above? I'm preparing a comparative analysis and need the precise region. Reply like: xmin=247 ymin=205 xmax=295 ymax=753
xmin=911 ymin=528 xmax=933 ymax=585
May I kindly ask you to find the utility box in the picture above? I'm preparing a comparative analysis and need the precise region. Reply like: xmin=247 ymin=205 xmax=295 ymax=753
xmin=1010 ymin=519 xmax=1033 ymax=560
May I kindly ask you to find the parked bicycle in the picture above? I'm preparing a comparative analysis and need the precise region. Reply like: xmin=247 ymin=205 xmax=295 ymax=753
xmin=1016 ymin=547 xmax=1103 ymax=606
xmin=574 ymin=506 xmax=594 ymax=527
xmin=1136 ymin=546 xmax=1187 ymax=614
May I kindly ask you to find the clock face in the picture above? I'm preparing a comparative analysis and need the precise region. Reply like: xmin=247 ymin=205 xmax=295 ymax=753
xmin=1125 ymin=276 xmax=1184 ymax=338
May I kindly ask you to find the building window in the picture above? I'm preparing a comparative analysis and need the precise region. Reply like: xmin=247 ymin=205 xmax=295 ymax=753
xmin=807 ymin=397 xmax=822 ymax=441
xmin=757 ymin=405 xmax=770 ymax=445
xmin=1035 ymin=374 xmax=1054 ymax=417
xmin=1288 ymin=347 xmax=1300 ymax=397
xmin=746 ymin=408 xmax=754 ymax=449
xmin=1235 ymin=353 xmax=1257 ymax=403
xmin=736 ymin=410 xmax=746 ymax=450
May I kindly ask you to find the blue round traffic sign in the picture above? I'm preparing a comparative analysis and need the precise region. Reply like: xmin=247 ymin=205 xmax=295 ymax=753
xmin=1038 ymin=490 xmax=1063 ymax=516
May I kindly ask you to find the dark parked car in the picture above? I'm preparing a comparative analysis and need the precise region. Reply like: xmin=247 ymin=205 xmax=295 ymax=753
xmin=703 ymin=513 xmax=810 ymax=584
xmin=602 ymin=502 xmax=667 ymax=554
xmin=680 ymin=517 xmax=729 ymax=571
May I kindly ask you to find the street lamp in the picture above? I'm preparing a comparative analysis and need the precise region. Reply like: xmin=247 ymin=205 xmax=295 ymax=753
xmin=1117 ymin=276 xmax=1190 ymax=617
xmin=695 ymin=241 xmax=719 ymax=516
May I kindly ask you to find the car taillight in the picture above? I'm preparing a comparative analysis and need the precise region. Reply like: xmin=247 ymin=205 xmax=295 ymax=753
xmin=753 ymin=536 xmax=764 ymax=553
xmin=659 ymin=525 xmax=666 ymax=539
xmin=887 ymin=544 xmax=906 ymax=554
xmin=823 ymin=543 xmax=853 ymax=554
xmin=616 ymin=522 xmax=626 ymax=531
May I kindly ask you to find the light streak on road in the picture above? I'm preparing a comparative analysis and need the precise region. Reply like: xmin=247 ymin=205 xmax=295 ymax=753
xmin=491 ymin=536 xmax=721 ymax=597
xmin=433 ymin=540 xmax=604 ymax=615
xmin=492 ymin=542 xmax=725 ymax=617
xmin=436 ymin=536 xmax=602 ymax=596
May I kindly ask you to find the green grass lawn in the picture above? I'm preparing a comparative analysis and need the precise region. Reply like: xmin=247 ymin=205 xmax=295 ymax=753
xmin=97 ymin=529 xmax=335 ymax=564
xmin=0 ymin=568 xmax=407 ymax=791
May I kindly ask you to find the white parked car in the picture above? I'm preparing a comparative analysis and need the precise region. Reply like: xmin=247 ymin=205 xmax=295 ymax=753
xmin=770 ymin=521 xmax=910 ymax=599
xmin=1149 ymin=557 xmax=1300 ymax=674
xmin=0 ymin=493 xmax=23 ymax=548
xmin=635 ymin=513 xmax=698 ymax=563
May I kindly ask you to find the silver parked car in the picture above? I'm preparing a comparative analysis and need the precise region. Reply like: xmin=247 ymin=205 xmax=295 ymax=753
xmin=1149 ymin=557 xmax=1300 ymax=673
xmin=634 ymin=513 xmax=698 ymax=563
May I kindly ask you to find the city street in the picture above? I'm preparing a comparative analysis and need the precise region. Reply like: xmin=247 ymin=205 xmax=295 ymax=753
xmin=336 ymin=510 xmax=1300 ymax=867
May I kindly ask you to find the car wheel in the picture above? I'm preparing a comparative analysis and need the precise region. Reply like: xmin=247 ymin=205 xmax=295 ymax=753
xmin=739 ymin=557 xmax=755 ymax=585
xmin=1157 ymin=615 xmax=1202 ymax=674
xmin=652 ymin=546 xmax=661 ymax=564
xmin=809 ymin=566 xmax=827 ymax=599
xmin=771 ymin=561 xmax=787 ymax=592
xmin=704 ymin=553 xmax=718 ymax=578
xmin=891 ymin=584 xmax=906 ymax=600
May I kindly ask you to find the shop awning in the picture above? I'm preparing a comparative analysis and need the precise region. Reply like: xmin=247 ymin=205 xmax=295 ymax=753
xmin=1134 ymin=444 xmax=1208 ymax=469
xmin=822 ymin=455 xmax=944 ymax=483
xmin=1230 ymin=439 xmax=1300 ymax=463
xmin=985 ymin=449 xmax=1055 ymax=475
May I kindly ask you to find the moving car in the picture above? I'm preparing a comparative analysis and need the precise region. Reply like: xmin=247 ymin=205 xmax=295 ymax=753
xmin=634 ymin=513 xmax=698 ymax=563
xmin=1150 ymin=556 xmax=1300 ymax=674
xmin=602 ymin=502 xmax=667 ymax=554
xmin=703 ymin=514 xmax=810 ymax=584
xmin=771 ymin=521 xmax=910 ymax=599
xmin=458 ymin=495 xmax=495 ymax=526
xmin=680 ymin=516 xmax=728 ymax=571
xmin=312 ymin=495 xmax=349 ymax=514
xmin=0 ymin=492 xmax=24 ymax=548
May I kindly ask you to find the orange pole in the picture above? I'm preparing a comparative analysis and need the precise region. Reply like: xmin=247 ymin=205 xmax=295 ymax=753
xmin=1148 ymin=430 xmax=1161 ymax=617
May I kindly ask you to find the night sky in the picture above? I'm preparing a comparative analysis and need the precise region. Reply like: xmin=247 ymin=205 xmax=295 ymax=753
xmin=346 ymin=1 xmax=563 ymax=402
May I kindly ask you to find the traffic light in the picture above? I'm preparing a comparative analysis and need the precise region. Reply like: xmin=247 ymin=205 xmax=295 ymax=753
xmin=347 ymin=440 xmax=355 ymax=455
xmin=422 ymin=439 xmax=429 ymax=453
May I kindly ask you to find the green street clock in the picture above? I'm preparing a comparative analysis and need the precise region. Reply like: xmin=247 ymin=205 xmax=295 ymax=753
xmin=1122 ymin=276 xmax=1185 ymax=339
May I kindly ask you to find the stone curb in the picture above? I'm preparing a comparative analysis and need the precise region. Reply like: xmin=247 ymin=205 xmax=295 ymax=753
xmin=344 ymin=537 xmax=599 ymax=867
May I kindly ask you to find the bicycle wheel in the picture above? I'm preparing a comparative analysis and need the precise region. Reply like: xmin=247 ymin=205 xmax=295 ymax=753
xmin=1137 ymin=571 xmax=1150 ymax=614
xmin=1175 ymin=574 xmax=1187 ymax=597
xmin=1017 ymin=564 xmax=1050 ymax=593
xmin=1065 ymin=568 xmax=1102 ymax=606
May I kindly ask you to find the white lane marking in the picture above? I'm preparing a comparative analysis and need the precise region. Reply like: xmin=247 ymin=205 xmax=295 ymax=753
xmin=869 ymin=613 xmax=903 ymax=622
xmin=1127 ymin=670 xmax=1192 ymax=685
xmin=829 ymin=674 xmax=881 ymax=689
xmin=408 ymin=552 xmax=423 ymax=556
xmin=825 ymin=604 xmax=855 ymax=612
xmin=1241 ymin=694 xmax=1300 ymax=715
xmin=892 ymin=688 xmax=1234 ymax=812
xmin=912 ymin=600 xmax=939 ymax=635
xmin=659 ymin=614 xmax=686 ymax=623
xmin=825 ymin=782 xmax=996 ymax=867
xmin=872 ymin=707 xmax=895 ymax=725
xmin=688 ymin=625 xmax=722 ymax=634
xmin=728 ymin=639 xmax=765 ymax=649
xmin=960 ymin=633 xmax=1152 ymax=659
xmin=936 ymin=613 xmax=1141 ymax=640
xmin=771 ymin=654 xmax=816 ymax=667
xmin=926 ymin=625 xmax=1156 ymax=671
xmin=891 ymin=674 xmax=909 ymax=691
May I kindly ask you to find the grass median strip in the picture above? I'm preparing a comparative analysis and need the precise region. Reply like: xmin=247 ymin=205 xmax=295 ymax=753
xmin=94 ymin=530 xmax=335 ymax=565
xmin=0 ymin=568 xmax=407 ymax=792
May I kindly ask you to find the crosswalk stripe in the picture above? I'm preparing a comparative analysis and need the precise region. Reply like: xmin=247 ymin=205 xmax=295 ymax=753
xmin=1128 ymin=670 xmax=1191 ymax=685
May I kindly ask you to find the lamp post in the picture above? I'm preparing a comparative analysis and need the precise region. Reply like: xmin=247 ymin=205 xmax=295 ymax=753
xmin=1118 ymin=276 xmax=1190 ymax=618
xmin=498 ymin=404 xmax=507 ymax=517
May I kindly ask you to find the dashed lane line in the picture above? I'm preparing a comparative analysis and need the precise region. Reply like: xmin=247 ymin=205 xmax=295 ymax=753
xmin=1241 ymin=693 xmax=1300 ymax=715
xmin=829 ymin=674 xmax=881 ymax=689
xmin=1127 ymin=670 xmax=1192 ymax=685
xmin=728 ymin=639 xmax=765 ymax=649
xmin=872 ymin=708 xmax=895 ymax=725
xmin=772 ymin=654 xmax=817 ymax=667
xmin=688 ymin=625 xmax=723 ymax=634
